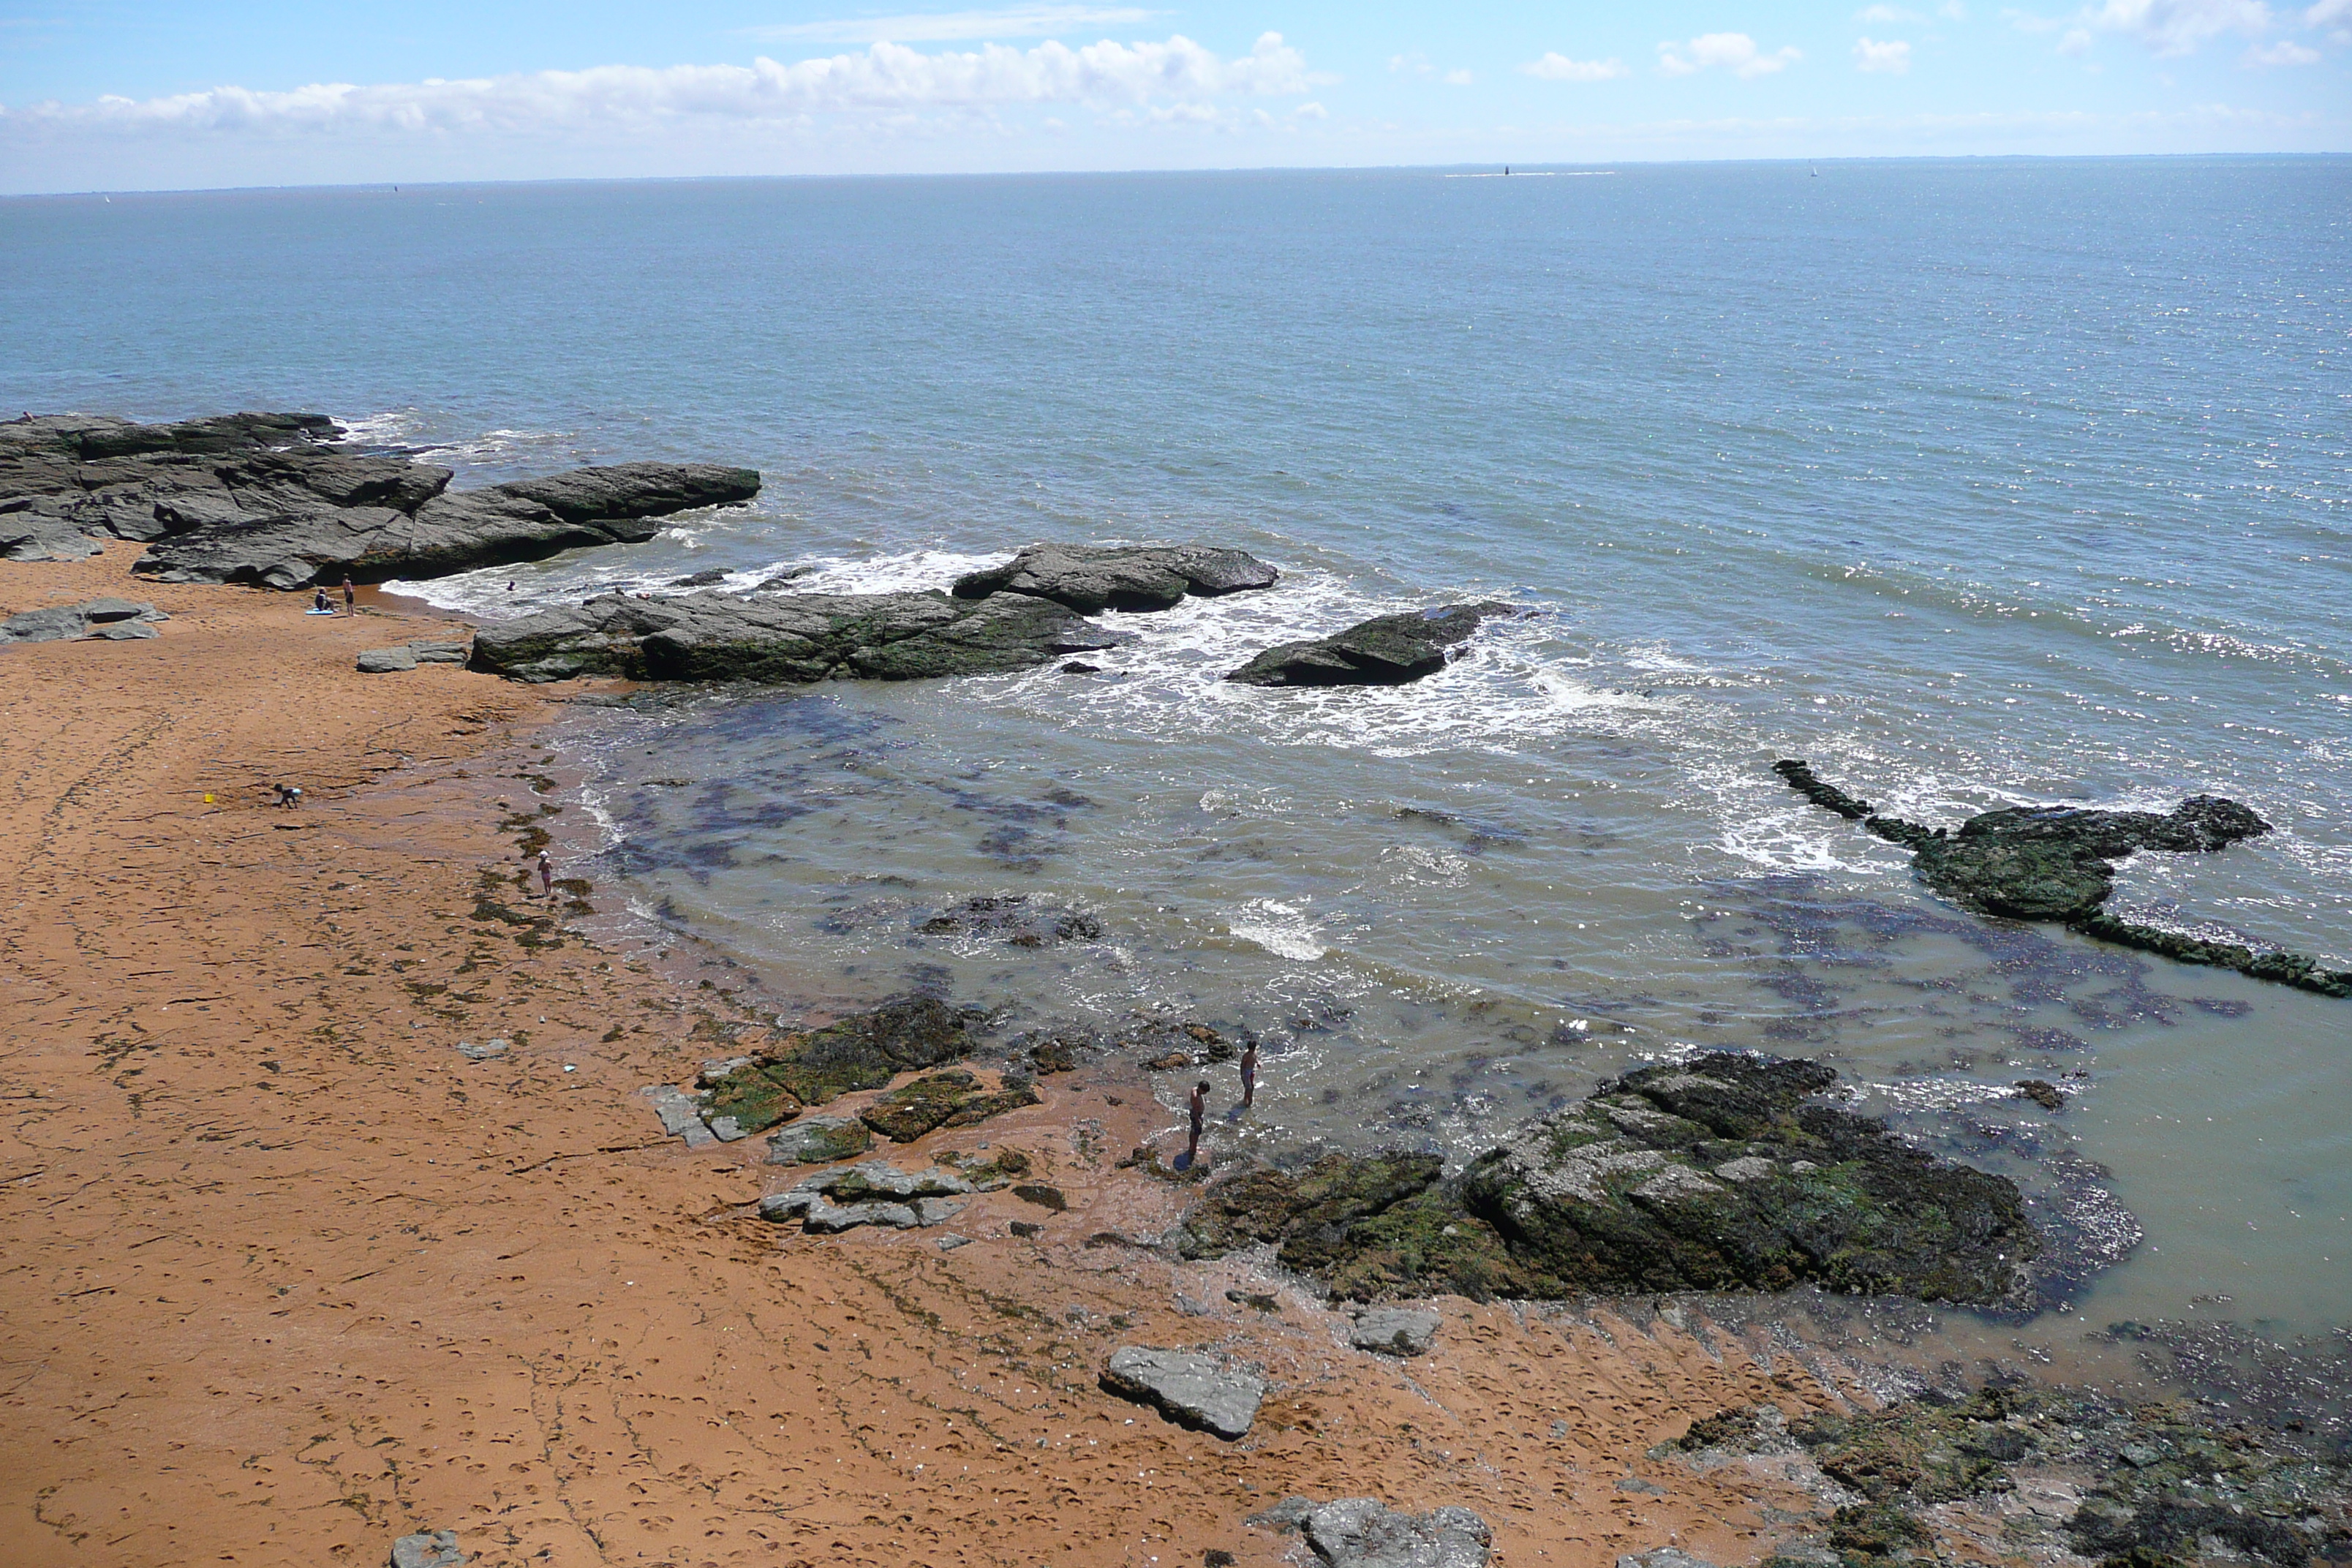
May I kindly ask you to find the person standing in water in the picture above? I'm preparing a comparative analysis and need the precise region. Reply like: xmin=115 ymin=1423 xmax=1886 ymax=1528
xmin=1186 ymin=1079 xmax=1209 ymax=1165
xmin=537 ymin=852 xmax=554 ymax=900
xmin=1239 ymin=1039 xmax=1259 ymax=1109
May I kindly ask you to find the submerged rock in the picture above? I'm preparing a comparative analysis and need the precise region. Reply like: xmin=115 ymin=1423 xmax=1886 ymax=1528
xmin=918 ymin=894 xmax=1103 ymax=946
xmin=0 ymin=597 xmax=169 ymax=644
xmin=1773 ymin=759 xmax=2350 ymax=998
xmin=468 ymin=589 xmax=1125 ymax=684
xmin=1181 ymin=1053 xmax=2038 ymax=1307
xmin=1098 ymin=1347 xmax=1264 ymax=1439
xmin=859 ymin=1069 xmax=1039 ymax=1143
xmin=951 ymin=543 xmax=1278 ymax=614
xmin=1302 ymin=1499 xmax=1492 ymax=1568
xmin=1 ymin=410 xmax=759 ymax=587
xmin=1226 ymin=603 xmax=1517 ymax=687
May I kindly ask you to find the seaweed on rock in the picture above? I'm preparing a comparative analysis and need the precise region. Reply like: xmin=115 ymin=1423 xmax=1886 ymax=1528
xmin=1771 ymin=760 xmax=2350 ymax=998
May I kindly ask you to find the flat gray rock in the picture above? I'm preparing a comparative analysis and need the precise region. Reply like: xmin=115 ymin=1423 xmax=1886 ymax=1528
xmin=470 ymin=588 xmax=1126 ymax=685
xmin=766 ymin=1115 xmax=875 ymax=1166
xmin=358 ymin=646 xmax=420 ymax=674
xmin=1098 ymin=1346 xmax=1263 ymax=1440
xmin=454 ymin=1038 xmax=509 ymax=1061
xmin=641 ymin=1085 xmax=718 ymax=1148
xmin=410 ymin=639 xmax=470 ymax=663
xmin=389 ymin=1530 xmax=466 ymax=1568
xmin=804 ymin=1196 xmax=919 ymax=1233
xmin=1228 ymin=603 xmax=1515 ymax=687
xmin=1616 ymin=1550 xmax=1720 ymax=1568
xmin=951 ymin=543 xmax=1278 ymax=614
xmin=1304 ymin=1499 xmax=1492 ymax=1568
xmin=1 ymin=598 xmax=169 ymax=644
xmin=1350 ymin=1306 xmax=1441 ymax=1357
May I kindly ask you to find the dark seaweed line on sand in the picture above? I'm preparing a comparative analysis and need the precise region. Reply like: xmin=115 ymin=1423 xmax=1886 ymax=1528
xmin=1772 ymin=759 xmax=2351 ymax=1000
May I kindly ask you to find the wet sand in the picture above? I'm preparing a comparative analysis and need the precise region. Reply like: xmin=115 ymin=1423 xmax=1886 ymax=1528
xmin=2 ymin=548 xmax=1941 ymax=1568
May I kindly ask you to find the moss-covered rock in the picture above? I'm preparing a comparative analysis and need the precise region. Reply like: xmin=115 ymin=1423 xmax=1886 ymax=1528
xmin=1180 ymin=1052 xmax=2036 ymax=1307
xmin=1773 ymin=760 xmax=2348 ymax=998
xmin=859 ymin=1069 xmax=1041 ymax=1143
xmin=690 ymin=997 xmax=981 ymax=1138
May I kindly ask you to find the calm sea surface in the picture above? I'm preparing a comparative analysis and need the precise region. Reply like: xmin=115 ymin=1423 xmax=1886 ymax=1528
xmin=7 ymin=157 xmax=2347 ymax=1338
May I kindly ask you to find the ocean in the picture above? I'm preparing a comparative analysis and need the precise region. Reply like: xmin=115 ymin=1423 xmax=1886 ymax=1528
xmin=6 ymin=156 xmax=2347 ymax=1339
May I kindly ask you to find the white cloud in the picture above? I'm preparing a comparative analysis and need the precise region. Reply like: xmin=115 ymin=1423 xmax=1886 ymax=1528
xmin=1292 ymin=99 xmax=1327 ymax=118
xmin=0 ymin=34 xmax=1316 ymax=138
xmin=2060 ymin=25 xmax=2097 ymax=48
xmin=2079 ymin=0 xmax=2273 ymax=55
xmin=2244 ymin=36 xmax=2323 ymax=55
xmin=2306 ymin=0 xmax=2352 ymax=36
xmin=1942 ymin=0 xmax=1972 ymax=16
xmin=1658 ymin=33 xmax=1803 ymax=77
xmin=1442 ymin=68 xmax=1474 ymax=85
xmin=747 ymin=7 xmax=1158 ymax=44
xmin=1856 ymin=5 xmax=1925 ymax=20
xmin=1523 ymin=52 xmax=1632 ymax=81
xmin=1855 ymin=36 xmax=1917 ymax=68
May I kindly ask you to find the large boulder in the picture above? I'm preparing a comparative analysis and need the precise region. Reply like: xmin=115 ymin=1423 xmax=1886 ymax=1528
xmin=1179 ymin=1053 xmax=2040 ymax=1307
xmin=951 ymin=543 xmax=1278 ymax=614
xmin=1226 ymin=603 xmax=1515 ymax=687
xmin=470 ymin=589 xmax=1126 ymax=684
xmin=1773 ymin=760 xmax=2348 ymax=998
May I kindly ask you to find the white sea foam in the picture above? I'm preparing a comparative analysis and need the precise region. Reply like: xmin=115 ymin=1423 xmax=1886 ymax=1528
xmin=1226 ymin=898 xmax=1327 ymax=961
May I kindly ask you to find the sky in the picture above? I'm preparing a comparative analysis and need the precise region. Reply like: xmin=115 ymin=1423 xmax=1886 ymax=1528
xmin=0 ymin=1 xmax=2343 ymax=192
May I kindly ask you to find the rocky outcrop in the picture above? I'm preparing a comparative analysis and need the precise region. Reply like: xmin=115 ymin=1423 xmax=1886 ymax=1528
xmin=1301 ymin=1499 xmax=1491 ymax=1568
xmin=1180 ymin=1053 xmax=2038 ymax=1307
xmin=1 ymin=597 xmax=169 ymax=644
xmin=760 ymin=1160 xmax=983 ymax=1233
xmin=1098 ymin=1347 xmax=1264 ymax=1439
xmin=1774 ymin=759 xmax=2351 ymax=998
xmin=470 ymin=588 xmax=1126 ymax=684
xmin=951 ymin=543 xmax=1278 ymax=614
xmin=918 ymin=894 xmax=1102 ymax=946
xmin=1226 ymin=603 xmax=1516 ymax=687
xmin=1667 ymin=1385 xmax=2352 ymax=1568
xmin=0 ymin=410 xmax=759 ymax=587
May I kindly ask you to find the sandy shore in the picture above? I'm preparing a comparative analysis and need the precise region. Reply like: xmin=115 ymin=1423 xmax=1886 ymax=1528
xmin=3 ymin=549 xmax=1877 ymax=1568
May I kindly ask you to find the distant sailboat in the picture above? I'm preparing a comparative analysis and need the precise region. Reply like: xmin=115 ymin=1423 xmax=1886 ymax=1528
xmin=1809 ymin=162 xmax=1820 ymax=177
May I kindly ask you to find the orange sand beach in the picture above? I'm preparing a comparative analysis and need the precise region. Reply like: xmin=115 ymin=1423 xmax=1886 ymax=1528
xmin=4 ymin=546 xmax=1898 ymax=1568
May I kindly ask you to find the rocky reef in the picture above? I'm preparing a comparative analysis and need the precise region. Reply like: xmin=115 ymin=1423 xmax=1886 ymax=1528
xmin=1180 ymin=1052 xmax=2038 ymax=1308
xmin=1774 ymin=759 xmax=2351 ymax=998
xmin=1 ymin=597 xmax=169 ymax=644
xmin=951 ymin=543 xmax=1278 ymax=614
xmin=1667 ymin=1384 xmax=2352 ymax=1568
xmin=1 ymin=410 xmax=758 ymax=587
xmin=469 ymin=589 xmax=1126 ymax=684
xmin=1226 ymin=602 xmax=1518 ymax=687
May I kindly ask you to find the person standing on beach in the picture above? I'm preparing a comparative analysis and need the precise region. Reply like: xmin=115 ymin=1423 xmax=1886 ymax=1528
xmin=341 ymin=576 xmax=355 ymax=611
xmin=536 ymin=852 xmax=553 ymax=901
xmin=1239 ymin=1039 xmax=1258 ymax=1109
xmin=1186 ymin=1079 xmax=1209 ymax=1164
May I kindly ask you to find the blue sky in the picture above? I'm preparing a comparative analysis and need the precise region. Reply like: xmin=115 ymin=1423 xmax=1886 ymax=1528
xmin=0 ymin=1 xmax=2342 ymax=192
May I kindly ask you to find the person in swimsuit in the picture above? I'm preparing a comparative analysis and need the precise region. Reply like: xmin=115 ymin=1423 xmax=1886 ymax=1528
xmin=312 ymin=588 xmax=331 ymax=612
xmin=1186 ymin=1079 xmax=1209 ymax=1165
xmin=1239 ymin=1039 xmax=1258 ymax=1109
xmin=537 ymin=852 xmax=554 ymax=901
xmin=342 ymin=576 xmax=355 ymax=611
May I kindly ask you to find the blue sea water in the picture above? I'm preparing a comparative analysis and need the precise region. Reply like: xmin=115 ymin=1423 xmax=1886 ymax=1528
xmin=5 ymin=157 xmax=2348 ymax=1338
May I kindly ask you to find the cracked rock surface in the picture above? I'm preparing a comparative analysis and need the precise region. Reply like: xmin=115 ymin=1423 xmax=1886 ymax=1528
xmin=1302 ymin=1498 xmax=1493 ymax=1568
xmin=1098 ymin=1347 xmax=1264 ymax=1439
